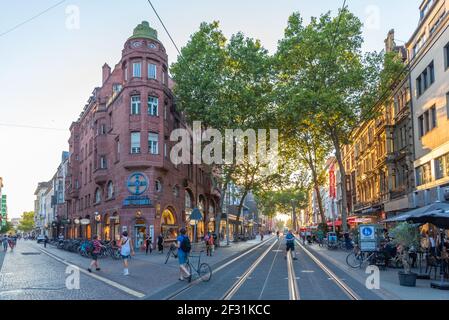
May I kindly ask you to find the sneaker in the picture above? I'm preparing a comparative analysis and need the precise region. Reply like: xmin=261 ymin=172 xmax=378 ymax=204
xmin=187 ymin=275 xmax=192 ymax=283
xmin=87 ymin=268 xmax=92 ymax=273
xmin=96 ymin=268 xmax=101 ymax=271
xmin=124 ymin=270 xmax=129 ymax=276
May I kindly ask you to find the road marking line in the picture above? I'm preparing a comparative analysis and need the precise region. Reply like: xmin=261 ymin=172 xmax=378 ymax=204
xmin=38 ymin=248 xmax=145 ymax=299
xmin=286 ymin=252 xmax=300 ymax=300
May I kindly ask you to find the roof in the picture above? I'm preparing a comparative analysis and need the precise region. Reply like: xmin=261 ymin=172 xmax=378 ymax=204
xmin=128 ymin=21 xmax=158 ymax=41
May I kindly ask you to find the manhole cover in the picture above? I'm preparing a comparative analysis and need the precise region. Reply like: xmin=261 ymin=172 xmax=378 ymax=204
xmin=21 ymin=252 xmax=41 ymax=256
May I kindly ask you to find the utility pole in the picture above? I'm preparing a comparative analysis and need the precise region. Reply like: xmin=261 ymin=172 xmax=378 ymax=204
xmin=291 ymin=200 xmax=297 ymax=232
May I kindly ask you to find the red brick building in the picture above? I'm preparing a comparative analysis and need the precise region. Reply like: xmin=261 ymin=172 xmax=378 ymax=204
xmin=65 ymin=21 xmax=220 ymax=249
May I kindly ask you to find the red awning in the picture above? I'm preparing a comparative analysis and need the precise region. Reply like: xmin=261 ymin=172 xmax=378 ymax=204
xmin=327 ymin=220 xmax=342 ymax=227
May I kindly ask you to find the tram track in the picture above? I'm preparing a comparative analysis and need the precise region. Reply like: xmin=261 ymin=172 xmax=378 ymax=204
xmin=164 ymin=238 xmax=277 ymax=300
xmin=295 ymin=240 xmax=361 ymax=300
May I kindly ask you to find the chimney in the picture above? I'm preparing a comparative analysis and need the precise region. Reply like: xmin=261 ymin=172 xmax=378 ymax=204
xmin=384 ymin=29 xmax=395 ymax=53
xmin=102 ymin=63 xmax=111 ymax=85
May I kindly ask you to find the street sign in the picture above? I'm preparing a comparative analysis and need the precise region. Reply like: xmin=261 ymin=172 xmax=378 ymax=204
xmin=359 ymin=225 xmax=378 ymax=252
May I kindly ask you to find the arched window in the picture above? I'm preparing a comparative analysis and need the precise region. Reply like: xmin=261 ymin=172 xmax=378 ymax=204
xmin=173 ymin=185 xmax=180 ymax=198
xmin=155 ymin=179 xmax=162 ymax=192
xmin=107 ymin=181 xmax=114 ymax=199
xmin=95 ymin=188 xmax=101 ymax=204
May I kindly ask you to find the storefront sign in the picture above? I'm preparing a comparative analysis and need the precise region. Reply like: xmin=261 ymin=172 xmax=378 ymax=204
xmin=74 ymin=219 xmax=80 ymax=225
xmin=80 ymin=219 xmax=90 ymax=225
xmin=123 ymin=196 xmax=152 ymax=207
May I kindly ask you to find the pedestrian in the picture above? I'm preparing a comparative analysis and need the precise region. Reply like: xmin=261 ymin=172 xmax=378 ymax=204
xmin=204 ymin=232 xmax=214 ymax=256
xmin=88 ymin=235 xmax=104 ymax=273
xmin=58 ymin=233 xmax=64 ymax=245
xmin=119 ymin=231 xmax=134 ymax=276
xmin=44 ymin=235 xmax=49 ymax=248
xmin=177 ymin=228 xmax=192 ymax=282
xmin=157 ymin=234 xmax=164 ymax=254
xmin=285 ymin=230 xmax=297 ymax=260
xmin=2 ymin=235 xmax=8 ymax=252
xmin=260 ymin=231 xmax=264 ymax=242
xmin=429 ymin=232 xmax=437 ymax=257
xmin=276 ymin=230 xmax=280 ymax=240
xmin=145 ymin=234 xmax=152 ymax=255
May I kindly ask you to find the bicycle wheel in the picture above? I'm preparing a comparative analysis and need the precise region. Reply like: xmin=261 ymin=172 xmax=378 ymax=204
xmin=346 ymin=252 xmax=362 ymax=268
xmin=198 ymin=263 xmax=212 ymax=282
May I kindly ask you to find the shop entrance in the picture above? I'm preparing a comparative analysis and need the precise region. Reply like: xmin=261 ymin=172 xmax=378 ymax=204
xmin=134 ymin=225 xmax=146 ymax=251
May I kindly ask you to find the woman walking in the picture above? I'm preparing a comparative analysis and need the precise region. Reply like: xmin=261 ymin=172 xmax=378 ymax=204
xmin=119 ymin=231 xmax=134 ymax=276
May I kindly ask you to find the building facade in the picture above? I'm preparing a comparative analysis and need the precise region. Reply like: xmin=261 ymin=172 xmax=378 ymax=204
xmin=34 ymin=181 xmax=51 ymax=236
xmin=64 ymin=22 xmax=220 ymax=248
xmin=0 ymin=177 xmax=6 ymax=229
xmin=341 ymin=30 xmax=416 ymax=225
xmin=408 ymin=0 xmax=449 ymax=206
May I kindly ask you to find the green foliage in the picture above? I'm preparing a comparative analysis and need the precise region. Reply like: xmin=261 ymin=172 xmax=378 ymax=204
xmin=1 ymin=221 xmax=12 ymax=234
xmin=391 ymin=223 xmax=421 ymax=249
xmin=18 ymin=211 xmax=35 ymax=232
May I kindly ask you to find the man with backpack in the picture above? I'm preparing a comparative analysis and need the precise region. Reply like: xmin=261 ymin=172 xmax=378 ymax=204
xmin=177 ymin=228 xmax=192 ymax=282
xmin=285 ymin=230 xmax=298 ymax=260
xmin=88 ymin=235 xmax=104 ymax=273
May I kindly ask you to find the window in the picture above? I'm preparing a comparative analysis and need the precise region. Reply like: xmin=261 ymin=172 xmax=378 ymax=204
xmin=124 ymin=66 xmax=128 ymax=81
xmin=164 ymin=143 xmax=167 ymax=158
xmin=164 ymin=104 xmax=167 ymax=120
xmin=416 ymin=61 xmax=435 ymax=97
xmin=148 ymin=96 xmax=159 ymax=116
xmin=173 ymin=185 xmax=180 ymax=198
xmin=100 ymin=156 xmax=107 ymax=169
xmin=435 ymin=153 xmax=449 ymax=180
xmin=116 ymin=138 xmax=120 ymax=161
xmin=100 ymin=124 xmax=106 ymax=135
xmin=418 ymin=115 xmax=424 ymax=138
xmin=148 ymin=63 xmax=157 ymax=79
xmin=416 ymin=162 xmax=432 ymax=186
xmin=132 ymin=62 xmax=141 ymax=78
xmin=107 ymin=181 xmax=114 ymax=199
xmin=446 ymin=92 xmax=449 ymax=118
xmin=131 ymin=96 xmax=141 ymax=115
xmin=148 ymin=132 xmax=159 ymax=154
xmin=445 ymin=42 xmax=449 ymax=70
xmin=131 ymin=132 xmax=141 ymax=154
xmin=113 ymin=84 xmax=122 ymax=94
xmin=430 ymin=105 xmax=437 ymax=129
xmin=95 ymin=188 xmax=101 ymax=204
xmin=155 ymin=180 xmax=162 ymax=192
xmin=424 ymin=110 xmax=430 ymax=134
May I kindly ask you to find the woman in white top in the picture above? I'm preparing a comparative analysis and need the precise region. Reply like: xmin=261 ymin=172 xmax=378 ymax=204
xmin=120 ymin=231 xmax=134 ymax=276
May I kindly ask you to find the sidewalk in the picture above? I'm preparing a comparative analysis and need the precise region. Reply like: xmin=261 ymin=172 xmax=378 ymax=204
xmin=33 ymin=235 xmax=274 ymax=298
xmin=305 ymin=243 xmax=449 ymax=300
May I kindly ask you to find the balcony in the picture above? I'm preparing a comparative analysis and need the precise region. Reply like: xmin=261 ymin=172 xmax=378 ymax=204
xmin=94 ymin=168 xmax=109 ymax=184
xmin=67 ymin=187 xmax=79 ymax=199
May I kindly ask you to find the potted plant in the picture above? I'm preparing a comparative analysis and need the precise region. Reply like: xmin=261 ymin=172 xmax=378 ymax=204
xmin=390 ymin=222 xmax=421 ymax=287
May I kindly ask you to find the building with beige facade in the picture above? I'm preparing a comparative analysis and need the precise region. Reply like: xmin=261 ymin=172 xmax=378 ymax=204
xmin=408 ymin=0 xmax=449 ymax=205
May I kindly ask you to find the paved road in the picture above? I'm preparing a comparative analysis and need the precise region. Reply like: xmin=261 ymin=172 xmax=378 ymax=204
xmin=150 ymin=237 xmax=384 ymax=300
xmin=0 ymin=237 xmax=388 ymax=300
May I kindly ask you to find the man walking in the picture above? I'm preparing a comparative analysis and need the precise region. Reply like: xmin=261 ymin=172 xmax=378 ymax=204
xmin=157 ymin=234 xmax=164 ymax=254
xmin=145 ymin=234 xmax=152 ymax=255
xmin=88 ymin=235 xmax=104 ymax=273
xmin=177 ymin=228 xmax=192 ymax=282
xmin=2 ymin=235 xmax=8 ymax=252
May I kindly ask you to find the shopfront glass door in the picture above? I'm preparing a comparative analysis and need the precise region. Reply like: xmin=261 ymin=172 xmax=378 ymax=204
xmin=135 ymin=225 xmax=146 ymax=250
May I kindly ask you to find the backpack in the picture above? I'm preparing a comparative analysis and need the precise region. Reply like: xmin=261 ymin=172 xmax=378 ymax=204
xmin=180 ymin=236 xmax=191 ymax=253
xmin=87 ymin=241 xmax=95 ymax=253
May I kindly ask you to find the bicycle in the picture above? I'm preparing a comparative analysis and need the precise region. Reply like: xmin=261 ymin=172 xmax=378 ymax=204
xmin=346 ymin=245 xmax=384 ymax=269
xmin=165 ymin=243 xmax=178 ymax=264
xmin=184 ymin=250 xmax=212 ymax=282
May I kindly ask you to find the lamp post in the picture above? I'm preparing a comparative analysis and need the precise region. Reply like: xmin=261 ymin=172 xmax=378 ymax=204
xmin=291 ymin=200 xmax=297 ymax=233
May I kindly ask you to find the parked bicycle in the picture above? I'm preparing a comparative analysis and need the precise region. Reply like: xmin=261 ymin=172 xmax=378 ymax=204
xmin=346 ymin=244 xmax=386 ymax=269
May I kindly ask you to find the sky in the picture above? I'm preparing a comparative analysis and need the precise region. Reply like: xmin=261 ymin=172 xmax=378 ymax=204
xmin=0 ymin=0 xmax=422 ymax=219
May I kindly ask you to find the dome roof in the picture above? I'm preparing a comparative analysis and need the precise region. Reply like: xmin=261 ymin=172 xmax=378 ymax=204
xmin=129 ymin=21 xmax=158 ymax=41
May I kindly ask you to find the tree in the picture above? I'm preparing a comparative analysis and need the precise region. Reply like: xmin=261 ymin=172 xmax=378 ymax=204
xmin=0 ymin=221 xmax=12 ymax=234
xmin=171 ymin=22 xmax=274 ymax=237
xmin=275 ymin=10 xmax=386 ymax=232
xmin=18 ymin=211 xmax=35 ymax=233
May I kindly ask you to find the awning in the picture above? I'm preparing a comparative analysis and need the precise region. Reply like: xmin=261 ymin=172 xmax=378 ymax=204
xmin=327 ymin=220 xmax=342 ymax=227
xmin=383 ymin=213 xmax=411 ymax=223
xmin=383 ymin=201 xmax=449 ymax=226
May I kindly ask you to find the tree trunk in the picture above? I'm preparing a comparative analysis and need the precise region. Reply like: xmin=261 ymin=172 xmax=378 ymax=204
xmin=332 ymin=132 xmax=348 ymax=233
xmin=214 ymin=172 xmax=232 ymax=247
xmin=310 ymin=165 xmax=326 ymax=224
xmin=236 ymin=190 xmax=249 ymax=236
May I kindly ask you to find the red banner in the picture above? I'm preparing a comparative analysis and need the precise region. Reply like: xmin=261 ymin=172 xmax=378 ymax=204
xmin=329 ymin=164 xmax=336 ymax=199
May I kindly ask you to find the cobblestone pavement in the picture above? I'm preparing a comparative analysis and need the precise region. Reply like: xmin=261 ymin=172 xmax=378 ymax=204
xmin=0 ymin=236 xmax=275 ymax=300
xmin=0 ymin=240 xmax=133 ymax=300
